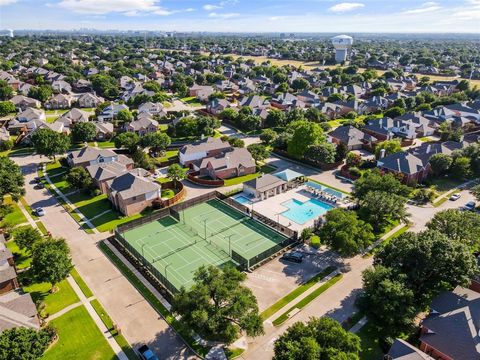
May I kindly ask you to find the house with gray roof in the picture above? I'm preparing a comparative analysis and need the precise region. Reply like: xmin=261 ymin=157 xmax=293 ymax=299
xmin=124 ymin=116 xmax=159 ymax=136
xmin=106 ymin=171 xmax=161 ymax=215
xmin=329 ymin=125 xmax=378 ymax=150
xmin=0 ymin=291 xmax=40 ymax=332
xmin=87 ymin=161 xmax=128 ymax=193
xmin=179 ymin=137 xmax=232 ymax=167
xmin=67 ymin=147 xmax=134 ymax=169
xmin=243 ymin=174 xmax=287 ymax=200
xmin=387 ymin=339 xmax=433 ymax=360
xmin=197 ymin=147 xmax=256 ymax=180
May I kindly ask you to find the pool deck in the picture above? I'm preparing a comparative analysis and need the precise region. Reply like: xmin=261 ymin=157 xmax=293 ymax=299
xmin=243 ymin=186 xmax=341 ymax=232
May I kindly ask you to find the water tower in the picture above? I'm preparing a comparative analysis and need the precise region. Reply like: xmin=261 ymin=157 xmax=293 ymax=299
xmin=331 ymin=35 xmax=353 ymax=63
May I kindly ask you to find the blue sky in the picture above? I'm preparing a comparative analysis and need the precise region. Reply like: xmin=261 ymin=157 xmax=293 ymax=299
xmin=0 ymin=0 xmax=479 ymax=33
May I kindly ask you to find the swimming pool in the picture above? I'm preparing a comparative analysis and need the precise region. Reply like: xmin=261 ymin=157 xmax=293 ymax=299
xmin=233 ymin=195 xmax=253 ymax=205
xmin=281 ymin=198 xmax=334 ymax=225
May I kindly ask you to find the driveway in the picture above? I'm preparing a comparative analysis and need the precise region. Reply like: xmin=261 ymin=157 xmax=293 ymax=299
xmin=13 ymin=155 xmax=196 ymax=360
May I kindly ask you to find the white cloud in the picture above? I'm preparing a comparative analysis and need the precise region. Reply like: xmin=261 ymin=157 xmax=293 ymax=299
xmin=0 ymin=0 xmax=17 ymax=5
xmin=451 ymin=0 xmax=480 ymax=20
xmin=203 ymin=4 xmax=221 ymax=11
xmin=208 ymin=12 xmax=239 ymax=18
xmin=57 ymin=0 xmax=174 ymax=16
xmin=329 ymin=2 xmax=365 ymax=13
xmin=402 ymin=2 xmax=442 ymax=15
xmin=268 ymin=16 xmax=286 ymax=21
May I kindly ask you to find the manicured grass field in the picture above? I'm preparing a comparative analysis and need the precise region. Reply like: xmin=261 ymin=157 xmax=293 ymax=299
xmin=1 ymin=196 xmax=28 ymax=226
xmin=42 ymin=306 xmax=116 ymax=360
xmin=357 ymin=322 xmax=384 ymax=360
xmin=23 ymin=278 xmax=79 ymax=316
xmin=157 ymin=149 xmax=178 ymax=162
xmin=97 ymin=141 xmax=116 ymax=149
xmin=6 ymin=239 xmax=32 ymax=269
xmin=223 ymin=165 xmax=276 ymax=186
xmin=70 ymin=268 xmax=94 ymax=298
xmin=90 ymin=211 xmax=143 ymax=233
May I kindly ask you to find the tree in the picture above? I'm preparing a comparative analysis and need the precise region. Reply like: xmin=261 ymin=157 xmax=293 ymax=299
xmin=114 ymin=132 xmax=139 ymax=152
xmin=472 ymin=184 xmax=480 ymax=201
xmin=28 ymin=85 xmax=53 ymax=103
xmin=31 ymin=237 xmax=73 ymax=291
xmin=259 ymin=129 xmax=278 ymax=145
xmin=375 ymin=139 xmax=402 ymax=158
xmin=273 ymin=317 xmax=361 ymax=360
xmin=287 ymin=120 xmax=324 ymax=159
xmin=167 ymin=164 xmax=187 ymax=184
xmin=359 ymin=191 xmax=409 ymax=231
xmin=384 ymin=106 xmax=405 ymax=119
xmin=247 ymin=144 xmax=270 ymax=162
xmin=291 ymin=78 xmax=309 ymax=91
xmin=0 ymin=327 xmax=55 ymax=360
xmin=141 ymin=132 xmax=171 ymax=154
xmin=304 ymin=143 xmax=336 ymax=164
xmin=66 ymin=167 xmax=92 ymax=191
xmin=132 ymin=149 xmax=154 ymax=171
xmin=0 ymin=157 xmax=25 ymax=201
xmin=429 ymin=153 xmax=452 ymax=176
xmin=375 ymin=230 xmax=478 ymax=306
xmin=0 ymin=80 xmax=13 ymax=100
xmin=0 ymin=101 xmax=15 ymax=116
xmin=227 ymin=137 xmax=245 ymax=148
xmin=426 ymin=209 xmax=480 ymax=251
xmin=172 ymin=265 xmax=264 ymax=344
xmin=353 ymin=169 xmax=411 ymax=200
xmin=71 ymin=122 xmax=97 ymax=143
xmin=265 ymin=109 xmax=286 ymax=127
xmin=319 ymin=208 xmax=375 ymax=256
xmin=305 ymin=107 xmax=327 ymax=123
xmin=31 ymin=128 xmax=70 ymax=161
xmin=358 ymin=266 xmax=418 ymax=338
xmin=450 ymin=156 xmax=471 ymax=179
xmin=12 ymin=225 xmax=42 ymax=253
xmin=116 ymin=108 xmax=133 ymax=123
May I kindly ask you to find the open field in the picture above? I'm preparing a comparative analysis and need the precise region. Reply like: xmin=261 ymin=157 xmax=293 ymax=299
xmin=119 ymin=199 xmax=288 ymax=292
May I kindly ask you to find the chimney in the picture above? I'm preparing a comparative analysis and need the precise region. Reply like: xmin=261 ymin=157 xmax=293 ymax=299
xmin=226 ymin=156 xmax=230 ymax=168
xmin=379 ymin=118 xmax=383 ymax=127
xmin=426 ymin=144 xmax=432 ymax=154
xmin=380 ymin=148 xmax=386 ymax=159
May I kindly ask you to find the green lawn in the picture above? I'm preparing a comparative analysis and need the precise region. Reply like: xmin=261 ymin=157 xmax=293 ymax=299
xmin=36 ymin=221 xmax=50 ymax=236
xmin=99 ymin=241 xmax=209 ymax=357
xmin=23 ymin=278 xmax=79 ymax=316
xmin=427 ymin=177 xmax=465 ymax=193
xmin=70 ymin=268 xmax=94 ymax=298
xmin=0 ymin=147 xmax=34 ymax=157
xmin=97 ymin=141 xmax=116 ymax=149
xmin=157 ymin=150 xmax=178 ymax=162
xmin=20 ymin=197 xmax=39 ymax=220
xmin=357 ymin=322 xmax=384 ymax=360
xmin=1 ymin=196 xmax=28 ymax=226
xmin=223 ymin=165 xmax=276 ymax=186
xmin=42 ymin=306 xmax=116 ymax=360
xmin=6 ymin=239 xmax=32 ymax=270
xmin=260 ymin=266 xmax=336 ymax=320
xmin=307 ymin=178 xmax=351 ymax=195
xmin=90 ymin=211 xmax=143 ymax=233
xmin=161 ymin=189 xmax=175 ymax=199
xmin=90 ymin=299 xmax=137 ymax=360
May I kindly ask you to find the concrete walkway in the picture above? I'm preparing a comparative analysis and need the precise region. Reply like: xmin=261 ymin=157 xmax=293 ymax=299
xmin=349 ymin=316 xmax=367 ymax=333
xmin=67 ymin=275 xmax=129 ymax=360
xmin=42 ymin=164 xmax=98 ymax=234
xmin=16 ymin=199 xmax=37 ymax=228
xmin=46 ymin=301 xmax=82 ymax=321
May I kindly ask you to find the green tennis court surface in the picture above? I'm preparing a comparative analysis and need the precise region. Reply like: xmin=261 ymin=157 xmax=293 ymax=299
xmin=120 ymin=199 xmax=287 ymax=291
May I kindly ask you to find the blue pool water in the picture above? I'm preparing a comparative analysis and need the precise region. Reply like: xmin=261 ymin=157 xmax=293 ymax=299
xmin=234 ymin=195 xmax=253 ymax=205
xmin=281 ymin=198 xmax=334 ymax=225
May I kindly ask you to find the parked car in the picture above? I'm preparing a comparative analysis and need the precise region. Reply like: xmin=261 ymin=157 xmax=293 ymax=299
xmin=281 ymin=251 xmax=304 ymax=263
xmin=34 ymin=182 xmax=45 ymax=189
xmin=449 ymin=193 xmax=461 ymax=201
xmin=138 ymin=345 xmax=159 ymax=360
xmin=33 ymin=176 xmax=42 ymax=183
xmin=34 ymin=207 xmax=45 ymax=216
xmin=463 ymin=201 xmax=476 ymax=212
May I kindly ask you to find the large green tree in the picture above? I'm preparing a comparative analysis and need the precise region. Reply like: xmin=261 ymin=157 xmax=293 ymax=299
xmin=140 ymin=132 xmax=171 ymax=154
xmin=167 ymin=163 xmax=187 ymax=184
xmin=113 ymin=132 xmax=139 ymax=152
xmin=12 ymin=225 xmax=42 ymax=253
xmin=247 ymin=144 xmax=270 ymax=162
xmin=28 ymin=85 xmax=53 ymax=103
xmin=31 ymin=237 xmax=73 ymax=291
xmin=273 ymin=317 xmax=361 ymax=360
xmin=172 ymin=265 xmax=263 ymax=344
xmin=31 ymin=128 xmax=70 ymax=161
xmin=353 ymin=169 xmax=411 ymax=200
xmin=375 ymin=139 xmax=402 ymax=159
xmin=0 ymin=156 xmax=25 ymax=201
xmin=359 ymin=191 xmax=409 ymax=231
xmin=0 ymin=327 xmax=55 ymax=360
xmin=71 ymin=122 xmax=97 ymax=143
xmin=287 ymin=120 xmax=324 ymax=159
xmin=66 ymin=167 xmax=92 ymax=191
xmin=319 ymin=208 xmax=375 ymax=256
xmin=0 ymin=101 xmax=15 ymax=116
xmin=429 ymin=153 xmax=452 ymax=176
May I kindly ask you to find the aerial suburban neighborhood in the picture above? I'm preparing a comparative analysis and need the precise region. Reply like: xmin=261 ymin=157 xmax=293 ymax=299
xmin=0 ymin=1 xmax=479 ymax=360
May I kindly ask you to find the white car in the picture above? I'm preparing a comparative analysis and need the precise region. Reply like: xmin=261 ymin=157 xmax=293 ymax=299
xmin=35 ymin=207 xmax=45 ymax=216
xmin=449 ymin=193 xmax=461 ymax=201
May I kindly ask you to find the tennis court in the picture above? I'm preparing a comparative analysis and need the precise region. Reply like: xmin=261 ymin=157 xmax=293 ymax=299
xmin=119 ymin=199 xmax=288 ymax=292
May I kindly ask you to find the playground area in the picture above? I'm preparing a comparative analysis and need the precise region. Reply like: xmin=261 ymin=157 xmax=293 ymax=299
xmin=117 ymin=199 xmax=289 ymax=292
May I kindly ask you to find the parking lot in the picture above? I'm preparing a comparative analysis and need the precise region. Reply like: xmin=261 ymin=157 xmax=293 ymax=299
xmin=244 ymin=244 xmax=343 ymax=311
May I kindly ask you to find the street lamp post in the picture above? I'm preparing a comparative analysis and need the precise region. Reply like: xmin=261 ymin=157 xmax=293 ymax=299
xmin=203 ymin=219 xmax=208 ymax=242
xmin=225 ymin=234 xmax=234 ymax=256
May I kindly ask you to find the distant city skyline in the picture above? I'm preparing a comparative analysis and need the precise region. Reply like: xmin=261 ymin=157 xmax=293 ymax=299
xmin=0 ymin=0 xmax=479 ymax=33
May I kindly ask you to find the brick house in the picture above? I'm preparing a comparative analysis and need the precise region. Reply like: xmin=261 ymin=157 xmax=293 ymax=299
xmin=328 ymin=125 xmax=378 ymax=150
xmin=67 ymin=147 xmax=134 ymax=169
xmin=179 ymin=137 xmax=232 ymax=168
xmin=77 ymin=93 xmax=104 ymax=108
xmin=124 ymin=116 xmax=159 ymax=136
xmin=197 ymin=147 xmax=256 ymax=180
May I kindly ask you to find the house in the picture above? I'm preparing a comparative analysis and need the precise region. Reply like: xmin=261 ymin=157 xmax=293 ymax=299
xmin=52 ymin=80 xmax=72 ymax=94
xmin=67 ymin=147 xmax=134 ymax=169
xmin=97 ymin=103 xmax=129 ymax=122
xmin=0 ymin=127 xmax=10 ymax=144
xmin=419 ymin=286 xmax=480 ymax=360
xmin=364 ymin=116 xmax=434 ymax=140
xmin=15 ymin=107 xmax=46 ymax=123
xmin=0 ymin=291 xmax=40 ymax=332
xmin=77 ymin=93 xmax=104 ymax=108
xmin=197 ymin=148 xmax=256 ymax=180
xmin=179 ymin=137 xmax=232 ymax=167
xmin=93 ymin=122 xmax=114 ymax=141
xmin=44 ymin=93 xmax=73 ymax=109
xmin=0 ymin=237 xmax=18 ymax=295
xmin=106 ymin=172 xmax=162 ymax=216
xmin=243 ymin=174 xmax=287 ymax=200
xmin=387 ymin=339 xmax=433 ymax=360
xmin=57 ymin=108 xmax=90 ymax=126
xmin=87 ymin=162 xmax=128 ymax=193
xmin=73 ymin=79 xmax=92 ymax=93
xmin=9 ymin=95 xmax=40 ymax=110
xmin=138 ymin=102 xmax=165 ymax=116
xmin=206 ymin=98 xmax=233 ymax=115
xmin=124 ymin=116 xmax=159 ymax=136
xmin=270 ymin=93 xmax=305 ymax=110
xmin=328 ymin=125 xmax=378 ymax=150
xmin=239 ymin=95 xmax=269 ymax=110
xmin=297 ymin=90 xmax=320 ymax=106
xmin=189 ymin=85 xmax=215 ymax=102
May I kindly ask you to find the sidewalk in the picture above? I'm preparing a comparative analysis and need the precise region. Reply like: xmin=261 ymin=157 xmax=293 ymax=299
xmin=42 ymin=164 xmax=98 ymax=233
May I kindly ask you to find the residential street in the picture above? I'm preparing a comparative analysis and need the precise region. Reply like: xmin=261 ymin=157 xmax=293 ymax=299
xmin=13 ymin=155 xmax=196 ymax=360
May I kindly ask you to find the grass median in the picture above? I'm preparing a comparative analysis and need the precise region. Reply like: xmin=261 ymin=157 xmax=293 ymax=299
xmin=272 ymin=273 xmax=343 ymax=327
xmin=260 ymin=266 xmax=336 ymax=320
xmin=99 ymin=241 xmax=210 ymax=357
